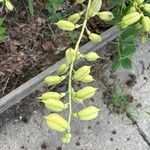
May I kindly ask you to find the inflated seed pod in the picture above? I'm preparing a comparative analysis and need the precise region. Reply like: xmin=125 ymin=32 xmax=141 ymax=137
xmin=121 ymin=12 xmax=141 ymax=28
xmin=55 ymin=20 xmax=75 ymax=31
xmin=97 ymin=11 xmax=114 ymax=21
xmin=126 ymin=6 xmax=136 ymax=14
xmin=134 ymin=0 xmax=144 ymax=5
xmin=141 ymin=16 xmax=150 ymax=32
xmin=89 ymin=33 xmax=102 ymax=43
xmin=75 ymin=86 xmax=97 ymax=100
xmin=61 ymin=133 xmax=72 ymax=144
xmin=75 ymin=0 xmax=85 ymax=4
xmin=73 ymin=106 xmax=100 ymax=121
xmin=44 ymin=76 xmax=65 ymax=85
xmin=73 ymin=66 xmax=91 ymax=81
xmin=68 ymin=13 xmax=82 ymax=24
xmin=57 ymin=64 xmax=69 ymax=75
xmin=65 ymin=48 xmax=76 ymax=65
xmin=43 ymin=99 xmax=68 ymax=112
xmin=39 ymin=92 xmax=62 ymax=101
xmin=143 ymin=4 xmax=150 ymax=13
xmin=88 ymin=0 xmax=102 ymax=17
xmin=5 ymin=0 xmax=13 ymax=11
xmin=45 ymin=113 xmax=69 ymax=132
xmin=84 ymin=52 xmax=100 ymax=61
xmin=81 ymin=75 xmax=94 ymax=83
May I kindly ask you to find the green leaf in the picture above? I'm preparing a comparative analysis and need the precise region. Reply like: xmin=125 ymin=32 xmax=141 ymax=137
xmin=0 ymin=17 xmax=5 ymax=26
xmin=28 ymin=0 xmax=34 ymax=16
xmin=0 ymin=27 xmax=6 ymax=35
xmin=121 ymin=45 xmax=136 ymax=57
xmin=121 ymin=58 xmax=132 ymax=69
xmin=112 ymin=58 xmax=120 ymax=71
xmin=0 ymin=34 xmax=6 ymax=43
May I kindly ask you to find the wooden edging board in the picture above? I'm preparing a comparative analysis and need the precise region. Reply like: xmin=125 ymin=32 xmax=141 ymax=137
xmin=0 ymin=26 xmax=119 ymax=114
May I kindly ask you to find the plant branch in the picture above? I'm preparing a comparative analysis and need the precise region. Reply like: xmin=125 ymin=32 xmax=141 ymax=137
xmin=67 ymin=0 xmax=92 ymax=133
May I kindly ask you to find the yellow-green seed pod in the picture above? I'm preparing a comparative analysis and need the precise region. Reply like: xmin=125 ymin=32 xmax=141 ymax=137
xmin=61 ymin=133 xmax=72 ymax=144
xmin=126 ymin=6 xmax=136 ymax=14
xmin=75 ymin=0 xmax=85 ymax=4
xmin=84 ymin=52 xmax=100 ymax=61
xmin=143 ymin=4 xmax=150 ymax=13
xmin=57 ymin=64 xmax=69 ymax=75
xmin=89 ymin=33 xmax=102 ymax=43
xmin=44 ymin=76 xmax=65 ymax=85
xmin=68 ymin=13 xmax=81 ymax=24
xmin=5 ymin=0 xmax=13 ymax=11
xmin=45 ymin=113 xmax=69 ymax=132
xmin=73 ymin=66 xmax=91 ymax=81
xmin=81 ymin=75 xmax=94 ymax=83
xmin=97 ymin=11 xmax=114 ymax=21
xmin=141 ymin=16 xmax=150 ymax=32
xmin=73 ymin=106 xmax=100 ymax=121
xmin=75 ymin=86 xmax=97 ymax=100
xmin=121 ymin=12 xmax=141 ymax=28
xmin=55 ymin=20 xmax=75 ymax=31
xmin=39 ymin=92 xmax=62 ymax=101
xmin=73 ymin=97 xmax=83 ymax=104
xmin=88 ymin=0 xmax=102 ymax=17
xmin=43 ymin=99 xmax=68 ymax=112
xmin=65 ymin=48 xmax=76 ymax=65
xmin=134 ymin=0 xmax=144 ymax=5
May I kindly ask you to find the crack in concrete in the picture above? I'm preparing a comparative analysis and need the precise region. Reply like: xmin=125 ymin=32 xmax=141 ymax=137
xmin=126 ymin=112 xmax=150 ymax=147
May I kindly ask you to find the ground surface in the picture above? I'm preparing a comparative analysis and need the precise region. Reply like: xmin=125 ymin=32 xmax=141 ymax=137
xmin=0 ymin=0 xmax=110 ymax=98
xmin=0 ymin=41 xmax=150 ymax=150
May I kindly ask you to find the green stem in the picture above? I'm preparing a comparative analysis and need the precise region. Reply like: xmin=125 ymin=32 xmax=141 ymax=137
xmin=67 ymin=0 xmax=92 ymax=133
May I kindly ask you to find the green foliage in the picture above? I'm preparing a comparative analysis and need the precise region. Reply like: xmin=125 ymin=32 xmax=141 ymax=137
xmin=28 ymin=0 xmax=34 ymax=16
xmin=45 ymin=0 xmax=64 ymax=22
xmin=0 ymin=17 xmax=6 ymax=43
xmin=112 ymin=26 xmax=140 ymax=71
xmin=111 ymin=90 xmax=130 ymax=112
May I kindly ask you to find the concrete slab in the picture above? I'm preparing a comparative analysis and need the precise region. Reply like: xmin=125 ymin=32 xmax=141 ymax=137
xmin=0 ymin=87 xmax=149 ymax=150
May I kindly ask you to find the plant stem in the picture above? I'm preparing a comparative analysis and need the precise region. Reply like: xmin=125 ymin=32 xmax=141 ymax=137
xmin=67 ymin=0 xmax=92 ymax=133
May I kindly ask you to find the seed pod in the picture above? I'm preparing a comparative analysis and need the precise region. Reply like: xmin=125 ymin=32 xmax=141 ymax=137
xmin=126 ymin=6 xmax=136 ymax=14
xmin=68 ymin=13 xmax=81 ymax=24
xmin=141 ymin=16 xmax=150 ymax=32
xmin=65 ymin=48 xmax=76 ymax=65
xmin=134 ymin=0 xmax=144 ymax=5
xmin=44 ymin=76 xmax=65 ymax=85
xmin=89 ymin=33 xmax=102 ymax=43
xmin=121 ymin=12 xmax=141 ymax=28
xmin=143 ymin=4 xmax=150 ymax=13
xmin=61 ymin=133 xmax=72 ymax=144
xmin=43 ymin=99 xmax=68 ymax=112
xmin=55 ymin=20 xmax=75 ymax=31
xmin=5 ymin=0 xmax=13 ymax=11
xmin=75 ymin=86 xmax=97 ymax=100
xmin=81 ymin=75 xmax=94 ymax=83
xmin=84 ymin=52 xmax=100 ymax=61
xmin=73 ymin=106 xmax=100 ymax=121
xmin=88 ymin=0 xmax=102 ymax=17
xmin=57 ymin=64 xmax=69 ymax=75
xmin=45 ymin=113 xmax=69 ymax=132
xmin=75 ymin=0 xmax=85 ymax=4
xmin=97 ymin=11 xmax=114 ymax=21
xmin=73 ymin=66 xmax=91 ymax=81
xmin=39 ymin=92 xmax=62 ymax=101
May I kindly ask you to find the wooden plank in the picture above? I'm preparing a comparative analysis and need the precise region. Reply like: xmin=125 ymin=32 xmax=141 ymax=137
xmin=0 ymin=26 xmax=119 ymax=114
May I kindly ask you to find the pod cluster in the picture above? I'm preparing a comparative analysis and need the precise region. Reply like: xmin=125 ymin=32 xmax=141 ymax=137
xmin=120 ymin=0 xmax=150 ymax=33
xmin=39 ymin=0 xmax=107 ymax=144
